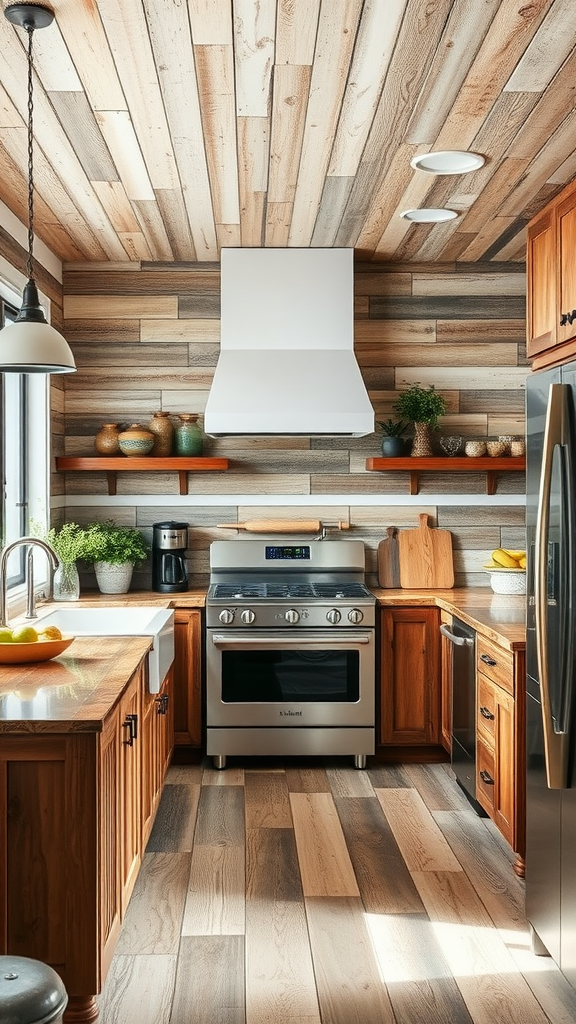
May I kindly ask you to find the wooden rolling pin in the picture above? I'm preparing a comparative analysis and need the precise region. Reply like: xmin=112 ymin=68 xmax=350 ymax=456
xmin=216 ymin=519 xmax=350 ymax=533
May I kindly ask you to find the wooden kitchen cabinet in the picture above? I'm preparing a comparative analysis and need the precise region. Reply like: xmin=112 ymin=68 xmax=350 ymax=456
xmin=475 ymin=634 xmax=525 ymax=873
xmin=0 ymin=655 xmax=174 ymax=1023
xmin=173 ymin=607 xmax=203 ymax=755
xmin=527 ymin=205 xmax=557 ymax=357
xmin=527 ymin=176 xmax=576 ymax=364
xmin=380 ymin=606 xmax=441 ymax=752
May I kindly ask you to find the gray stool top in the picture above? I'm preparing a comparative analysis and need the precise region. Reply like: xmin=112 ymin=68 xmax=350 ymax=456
xmin=0 ymin=956 xmax=68 ymax=1024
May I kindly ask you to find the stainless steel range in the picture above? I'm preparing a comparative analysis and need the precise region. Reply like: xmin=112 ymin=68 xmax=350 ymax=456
xmin=206 ymin=539 xmax=376 ymax=769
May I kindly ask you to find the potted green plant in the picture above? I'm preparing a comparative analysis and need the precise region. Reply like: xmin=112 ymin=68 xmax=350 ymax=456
xmin=393 ymin=383 xmax=447 ymax=457
xmin=82 ymin=520 xmax=149 ymax=594
xmin=378 ymin=419 xmax=409 ymax=457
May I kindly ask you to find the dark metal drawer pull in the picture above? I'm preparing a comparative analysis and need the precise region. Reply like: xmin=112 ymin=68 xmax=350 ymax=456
xmin=480 ymin=654 xmax=497 ymax=666
xmin=123 ymin=716 xmax=135 ymax=746
xmin=480 ymin=706 xmax=495 ymax=720
xmin=479 ymin=769 xmax=494 ymax=785
xmin=155 ymin=693 xmax=169 ymax=715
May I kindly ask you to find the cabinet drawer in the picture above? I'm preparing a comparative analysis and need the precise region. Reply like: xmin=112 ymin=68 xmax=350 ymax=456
xmin=477 ymin=739 xmax=496 ymax=817
xmin=477 ymin=673 xmax=496 ymax=746
xmin=476 ymin=635 xmax=514 ymax=695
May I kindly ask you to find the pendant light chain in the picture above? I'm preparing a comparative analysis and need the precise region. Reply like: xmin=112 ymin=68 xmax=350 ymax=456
xmin=25 ymin=20 xmax=35 ymax=281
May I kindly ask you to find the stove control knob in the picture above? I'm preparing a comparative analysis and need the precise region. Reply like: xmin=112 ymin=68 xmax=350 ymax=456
xmin=241 ymin=609 xmax=255 ymax=625
xmin=348 ymin=608 xmax=363 ymax=624
xmin=219 ymin=609 xmax=235 ymax=625
xmin=285 ymin=608 xmax=300 ymax=624
xmin=326 ymin=608 xmax=341 ymax=625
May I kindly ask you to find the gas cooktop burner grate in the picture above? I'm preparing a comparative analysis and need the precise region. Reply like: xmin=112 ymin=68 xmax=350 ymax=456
xmin=211 ymin=582 xmax=372 ymax=600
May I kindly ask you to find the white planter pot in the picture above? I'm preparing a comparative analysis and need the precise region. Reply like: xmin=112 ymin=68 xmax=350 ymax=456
xmin=94 ymin=561 xmax=134 ymax=594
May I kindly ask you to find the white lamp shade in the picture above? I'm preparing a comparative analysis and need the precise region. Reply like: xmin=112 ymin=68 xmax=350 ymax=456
xmin=0 ymin=319 xmax=76 ymax=373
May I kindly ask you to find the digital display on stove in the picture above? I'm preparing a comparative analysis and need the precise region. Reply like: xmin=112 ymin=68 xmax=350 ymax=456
xmin=265 ymin=545 xmax=310 ymax=560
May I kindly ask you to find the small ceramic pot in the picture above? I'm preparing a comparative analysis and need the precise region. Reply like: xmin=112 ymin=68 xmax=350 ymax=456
xmin=464 ymin=440 xmax=487 ymax=457
xmin=174 ymin=414 xmax=203 ymax=456
xmin=498 ymin=435 xmax=515 ymax=454
xmin=511 ymin=439 xmax=526 ymax=457
xmin=94 ymin=561 xmax=134 ymax=594
xmin=381 ymin=436 xmax=406 ymax=457
xmin=148 ymin=411 xmax=174 ymax=456
xmin=94 ymin=423 xmax=121 ymax=456
xmin=486 ymin=440 xmax=507 ymax=457
xmin=118 ymin=424 xmax=155 ymax=457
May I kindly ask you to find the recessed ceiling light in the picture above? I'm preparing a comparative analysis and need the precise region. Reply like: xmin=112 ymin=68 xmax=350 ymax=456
xmin=400 ymin=208 xmax=458 ymax=223
xmin=410 ymin=151 xmax=485 ymax=175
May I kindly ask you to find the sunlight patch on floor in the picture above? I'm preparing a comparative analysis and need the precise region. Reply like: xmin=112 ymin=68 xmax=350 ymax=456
xmin=364 ymin=913 xmax=549 ymax=983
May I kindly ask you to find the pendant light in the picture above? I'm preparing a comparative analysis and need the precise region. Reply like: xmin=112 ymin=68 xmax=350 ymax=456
xmin=0 ymin=2 xmax=76 ymax=373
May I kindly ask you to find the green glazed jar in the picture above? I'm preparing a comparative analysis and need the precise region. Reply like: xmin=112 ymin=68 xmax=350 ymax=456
xmin=174 ymin=414 xmax=203 ymax=456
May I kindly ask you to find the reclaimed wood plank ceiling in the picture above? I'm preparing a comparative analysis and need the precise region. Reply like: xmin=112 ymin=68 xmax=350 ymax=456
xmin=0 ymin=0 xmax=575 ymax=266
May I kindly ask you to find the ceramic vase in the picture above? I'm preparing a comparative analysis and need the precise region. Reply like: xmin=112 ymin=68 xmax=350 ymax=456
xmin=94 ymin=561 xmax=134 ymax=594
xmin=148 ymin=411 xmax=174 ymax=456
xmin=174 ymin=414 xmax=203 ymax=456
xmin=411 ymin=422 xmax=433 ymax=457
xmin=53 ymin=562 xmax=80 ymax=601
xmin=94 ymin=423 xmax=121 ymax=456
xmin=118 ymin=424 xmax=155 ymax=457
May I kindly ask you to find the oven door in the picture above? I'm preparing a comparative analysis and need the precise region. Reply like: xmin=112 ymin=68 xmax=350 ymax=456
xmin=207 ymin=629 xmax=375 ymax=728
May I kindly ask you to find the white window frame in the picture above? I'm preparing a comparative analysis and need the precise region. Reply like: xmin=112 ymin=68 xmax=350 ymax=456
xmin=1 ymin=272 xmax=50 ymax=609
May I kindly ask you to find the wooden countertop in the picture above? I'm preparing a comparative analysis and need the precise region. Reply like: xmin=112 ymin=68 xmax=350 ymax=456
xmin=373 ymin=587 xmax=526 ymax=651
xmin=1 ymin=585 xmax=524 ymax=732
xmin=28 ymin=588 xmax=208 ymax=609
xmin=0 ymin=635 xmax=152 ymax=733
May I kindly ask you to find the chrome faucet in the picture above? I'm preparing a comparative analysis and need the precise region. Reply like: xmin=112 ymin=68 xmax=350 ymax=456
xmin=0 ymin=536 xmax=59 ymax=627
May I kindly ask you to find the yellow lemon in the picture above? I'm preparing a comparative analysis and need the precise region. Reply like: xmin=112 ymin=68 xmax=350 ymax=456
xmin=0 ymin=628 xmax=14 ymax=643
xmin=39 ymin=625 xmax=63 ymax=641
xmin=11 ymin=625 xmax=39 ymax=643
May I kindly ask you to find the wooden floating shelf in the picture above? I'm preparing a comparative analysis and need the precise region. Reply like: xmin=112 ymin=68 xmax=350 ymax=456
xmin=365 ymin=456 xmax=526 ymax=495
xmin=55 ymin=456 xmax=230 ymax=495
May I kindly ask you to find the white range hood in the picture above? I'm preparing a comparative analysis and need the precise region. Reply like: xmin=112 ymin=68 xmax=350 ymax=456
xmin=204 ymin=248 xmax=374 ymax=437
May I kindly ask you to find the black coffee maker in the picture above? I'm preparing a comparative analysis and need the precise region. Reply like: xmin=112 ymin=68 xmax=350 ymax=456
xmin=152 ymin=521 xmax=189 ymax=593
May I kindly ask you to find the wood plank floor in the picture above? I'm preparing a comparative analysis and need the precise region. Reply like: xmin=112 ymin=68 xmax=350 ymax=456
xmin=98 ymin=759 xmax=576 ymax=1024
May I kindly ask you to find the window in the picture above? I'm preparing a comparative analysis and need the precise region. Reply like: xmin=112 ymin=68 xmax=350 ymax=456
xmin=0 ymin=293 xmax=50 ymax=593
xmin=1 ymin=299 xmax=26 ymax=585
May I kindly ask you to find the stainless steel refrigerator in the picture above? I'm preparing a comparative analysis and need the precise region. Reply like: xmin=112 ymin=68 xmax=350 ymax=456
xmin=526 ymin=363 xmax=576 ymax=983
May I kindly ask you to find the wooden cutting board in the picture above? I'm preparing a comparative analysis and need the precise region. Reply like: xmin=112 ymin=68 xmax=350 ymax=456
xmin=377 ymin=527 xmax=400 ymax=588
xmin=398 ymin=513 xmax=454 ymax=589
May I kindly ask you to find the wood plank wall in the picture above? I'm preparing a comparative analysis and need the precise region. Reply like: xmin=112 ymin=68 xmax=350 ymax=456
xmin=7 ymin=248 xmax=530 ymax=589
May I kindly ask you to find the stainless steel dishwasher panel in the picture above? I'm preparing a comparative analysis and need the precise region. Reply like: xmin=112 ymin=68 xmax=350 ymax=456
xmin=440 ymin=616 xmax=485 ymax=813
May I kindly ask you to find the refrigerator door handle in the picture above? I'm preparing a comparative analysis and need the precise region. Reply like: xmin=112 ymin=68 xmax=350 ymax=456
xmin=535 ymin=383 xmax=571 ymax=789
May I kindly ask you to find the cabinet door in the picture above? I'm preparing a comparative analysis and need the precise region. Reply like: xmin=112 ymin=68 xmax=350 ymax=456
xmin=476 ymin=672 xmax=515 ymax=847
xmin=558 ymin=189 xmax=576 ymax=347
xmin=141 ymin=669 xmax=174 ymax=847
xmin=141 ymin=686 xmax=159 ymax=848
xmin=527 ymin=207 xmax=557 ymax=358
xmin=440 ymin=609 xmax=452 ymax=753
xmin=119 ymin=676 xmax=142 ymax=914
xmin=380 ymin=607 xmax=440 ymax=746
xmin=173 ymin=608 xmax=202 ymax=749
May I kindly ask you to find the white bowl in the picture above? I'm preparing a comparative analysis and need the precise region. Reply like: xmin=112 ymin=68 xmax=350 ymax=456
xmin=484 ymin=569 xmax=526 ymax=595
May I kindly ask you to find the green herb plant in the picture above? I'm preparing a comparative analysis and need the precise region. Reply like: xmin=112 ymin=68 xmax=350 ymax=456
xmin=33 ymin=520 xmax=88 ymax=565
xmin=393 ymin=383 xmax=447 ymax=429
xmin=378 ymin=418 xmax=409 ymax=437
xmin=82 ymin=521 xmax=149 ymax=566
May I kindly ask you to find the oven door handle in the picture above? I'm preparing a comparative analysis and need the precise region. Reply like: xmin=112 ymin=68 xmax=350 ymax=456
xmin=211 ymin=632 xmax=373 ymax=646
